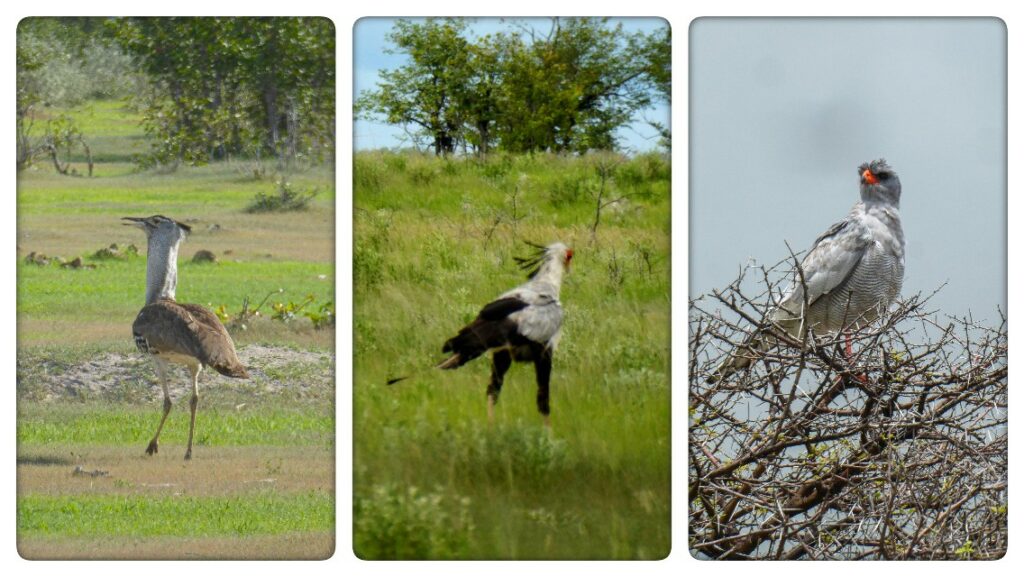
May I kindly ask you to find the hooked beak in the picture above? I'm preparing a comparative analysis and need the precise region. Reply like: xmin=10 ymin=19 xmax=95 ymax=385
xmin=861 ymin=169 xmax=878 ymax=185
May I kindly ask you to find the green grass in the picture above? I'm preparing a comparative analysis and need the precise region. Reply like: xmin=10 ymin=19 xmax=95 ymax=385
xmin=18 ymin=162 xmax=334 ymax=212
xmin=354 ymin=150 xmax=671 ymax=559
xmin=19 ymin=403 xmax=334 ymax=447
xmin=18 ymin=258 xmax=333 ymax=322
xmin=18 ymin=491 xmax=333 ymax=538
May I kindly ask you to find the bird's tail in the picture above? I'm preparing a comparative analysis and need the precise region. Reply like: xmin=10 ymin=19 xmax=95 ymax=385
xmin=385 ymin=353 xmax=462 ymax=385
xmin=435 ymin=353 xmax=462 ymax=370
xmin=212 ymin=360 xmax=250 ymax=379
xmin=438 ymin=326 xmax=492 ymax=368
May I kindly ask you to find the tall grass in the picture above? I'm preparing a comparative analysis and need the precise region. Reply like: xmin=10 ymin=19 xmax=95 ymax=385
xmin=354 ymin=150 xmax=671 ymax=559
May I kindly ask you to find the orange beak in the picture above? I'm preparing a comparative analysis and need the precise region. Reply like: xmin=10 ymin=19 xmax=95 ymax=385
xmin=565 ymin=248 xmax=574 ymax=267
xmin=862 ymin=169 xmax=878 ymax=185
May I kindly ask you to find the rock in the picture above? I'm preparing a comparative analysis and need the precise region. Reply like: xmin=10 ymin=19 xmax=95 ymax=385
xmin=192 ymin=249 xmax=218 ymax=263
xmin=25 ymin=252 xmax=50 ymax=265
xmin=72 ymin=466 xmax=109 ymax=478
xmin=61 ymin=257 xmax=96 ymax=269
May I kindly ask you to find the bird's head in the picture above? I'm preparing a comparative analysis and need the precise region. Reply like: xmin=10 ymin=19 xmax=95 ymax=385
xmin=516 ymin=241 xmax=574 ymax=279
xmin=122 ymin=215 xmax=192 ymax=242
xmin=858 ymin=159 xmax=901 ymax=206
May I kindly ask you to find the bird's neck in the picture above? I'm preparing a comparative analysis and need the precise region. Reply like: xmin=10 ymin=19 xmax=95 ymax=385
xmin=530 ymin=261 xmax=566 ymax=294
xmin=861 ymin=188 xmax=899 ymax=209
xmin=145 ymin=234 xmax=181 ymax=304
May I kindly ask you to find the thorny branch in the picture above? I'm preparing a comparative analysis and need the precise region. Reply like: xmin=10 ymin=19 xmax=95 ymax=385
xmin=689 ymin=259 xmax=1007 ymax=560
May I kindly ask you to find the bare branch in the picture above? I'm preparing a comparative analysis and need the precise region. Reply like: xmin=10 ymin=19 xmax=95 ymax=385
xmin=690 ymin=258 xmax=1007 ymax=560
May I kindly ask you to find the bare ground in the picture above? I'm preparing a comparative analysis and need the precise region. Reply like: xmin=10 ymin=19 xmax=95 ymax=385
xmin=17 ymin=445 xmax=334 ymax=497
xmin=18 ymin=532 xmax=336 ymax=560
xmin=17 ymin=344 xmax=334 ymax=403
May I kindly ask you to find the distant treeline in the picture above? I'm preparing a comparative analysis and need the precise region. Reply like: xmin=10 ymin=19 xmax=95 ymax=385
xmin=17 ymin=17 xmax=335 ymax=169
xmin=356 ymin=18 xmax=671 ymax=156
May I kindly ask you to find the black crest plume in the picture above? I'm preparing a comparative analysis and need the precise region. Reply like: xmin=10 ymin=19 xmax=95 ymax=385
xmin=513 ymin=241 xmax=549 ymax=279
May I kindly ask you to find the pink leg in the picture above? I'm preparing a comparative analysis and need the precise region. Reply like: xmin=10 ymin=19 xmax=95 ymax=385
xmin=842 ymin=331 xmax=867 ymax=384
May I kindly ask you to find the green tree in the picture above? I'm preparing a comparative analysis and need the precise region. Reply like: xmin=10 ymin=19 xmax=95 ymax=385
xmin=356 ymin=18 xmax=472 ymax=155
xmin=497 ymin=18 xmax=655 ymax=153
xmin=108 ymin=17 xmax=334 ymax=168
xmin=358 ymin=18 xmax=668 ymax=154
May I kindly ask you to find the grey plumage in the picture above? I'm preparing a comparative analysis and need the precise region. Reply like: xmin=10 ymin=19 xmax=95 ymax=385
xmin=711 ymin=159 xmax=905 ymax=382
xmin=124 ymin=215 xmax=248 ymax=460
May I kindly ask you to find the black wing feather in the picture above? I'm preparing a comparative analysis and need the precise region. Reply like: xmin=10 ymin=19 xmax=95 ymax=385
xmin=440 ymin=297 xmax=532 ymax=365
xmin=478 ymin=297 xmax=529 ymax=321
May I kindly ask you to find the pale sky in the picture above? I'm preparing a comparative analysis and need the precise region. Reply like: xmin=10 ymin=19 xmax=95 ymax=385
xmin=353 ymin=17 xmax=671 ymax=153
xmin=690 ymin=18 xmax=1006 ymax=321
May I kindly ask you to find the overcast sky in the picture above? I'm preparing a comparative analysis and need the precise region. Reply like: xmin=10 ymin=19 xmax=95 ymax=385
xmin=690 ymin=18 xmax=1006 ymax=321
xmin=353 ymin=17 xmax=670 ymax=153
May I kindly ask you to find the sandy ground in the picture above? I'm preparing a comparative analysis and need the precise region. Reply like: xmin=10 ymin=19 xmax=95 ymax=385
xmin=18 ymin=532 xmax=336 ymax=560
xmin=18 ymin=344 xmax=334 ymax=402
xmin=17 ymin=445 xmax=334 ymax=497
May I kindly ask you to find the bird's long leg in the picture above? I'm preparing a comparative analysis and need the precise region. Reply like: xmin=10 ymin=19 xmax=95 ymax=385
xmin=184 ymin=364 xmax=202 ymax=460
xmin=488 ymin=350 xmax=512 ymax=423
xmin=534 ymin=348 xmax=553 ymax=429
xmin=146 ymin=358 xmax=172 ymax=456
xmin=839 ymin=330 xmax=868 ymax=385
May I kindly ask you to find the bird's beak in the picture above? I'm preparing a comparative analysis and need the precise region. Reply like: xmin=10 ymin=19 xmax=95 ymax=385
xmin=122 ymin=217 xmax=146 ymax=228
xmin=862 ymin=169 xmax=878 ymax=185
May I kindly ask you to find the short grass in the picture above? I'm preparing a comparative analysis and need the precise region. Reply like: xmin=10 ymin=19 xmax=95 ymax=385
xmin=18 ymin=403 xmax=334 ymax=447
xmin=18 ymin=257 xmax=334 ymax=346
xmin=18 ymin=491 xmax=334 ymax=538
xmin=354 ymin=150 xmax=671 ymax=560
xmin=18 ymin=98 xmax=335 ymax=560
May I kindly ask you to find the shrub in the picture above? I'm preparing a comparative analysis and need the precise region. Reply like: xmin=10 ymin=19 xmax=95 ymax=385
xmin=354 ymin=484 xmax=474 ymax=560
xmin=246 ymin=179 xmax=318 ymax=212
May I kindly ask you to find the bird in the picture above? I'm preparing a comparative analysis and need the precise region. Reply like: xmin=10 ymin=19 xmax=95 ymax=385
xmin=123 ymin=215 xmax=249 ymax=459
xmin=428 ymin=241 xmax=572 ymax=426
xmin=710 ymin=159 xmax=905 ymax=383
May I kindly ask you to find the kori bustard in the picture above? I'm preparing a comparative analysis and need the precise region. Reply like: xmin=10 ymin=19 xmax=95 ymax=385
xmin=124 ymin=215 xmax=249 ymax=460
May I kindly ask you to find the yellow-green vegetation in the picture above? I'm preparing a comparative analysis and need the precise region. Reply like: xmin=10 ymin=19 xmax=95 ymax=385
xmin=17 ymin=99 xmax=335 ymax=560
xmin=354 ymin=150 xmax=671 ymax=559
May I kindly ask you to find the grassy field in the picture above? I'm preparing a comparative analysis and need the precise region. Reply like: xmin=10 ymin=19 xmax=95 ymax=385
xmin=354 ymin=150 xmax=671 ymax=559
xmin=17 ymin=99 xmax=335 ymax=559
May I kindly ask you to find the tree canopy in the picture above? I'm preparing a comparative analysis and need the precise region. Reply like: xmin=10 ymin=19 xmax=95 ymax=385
xmin=107 ymin=17 xmax=335 ymax=167
xmin=17 ymin=17 xmax=336 ymax=170
xmin=356 ymin=18 xmax=670 ymax=155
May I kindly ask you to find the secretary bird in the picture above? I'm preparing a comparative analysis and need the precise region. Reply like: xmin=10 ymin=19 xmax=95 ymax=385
xmin=390 ymin=242 xmax=572 ymax=426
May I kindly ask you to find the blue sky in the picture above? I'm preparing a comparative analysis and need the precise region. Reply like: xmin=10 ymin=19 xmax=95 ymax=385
xmin=352 ymin=17 xmax=670 ymax=152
